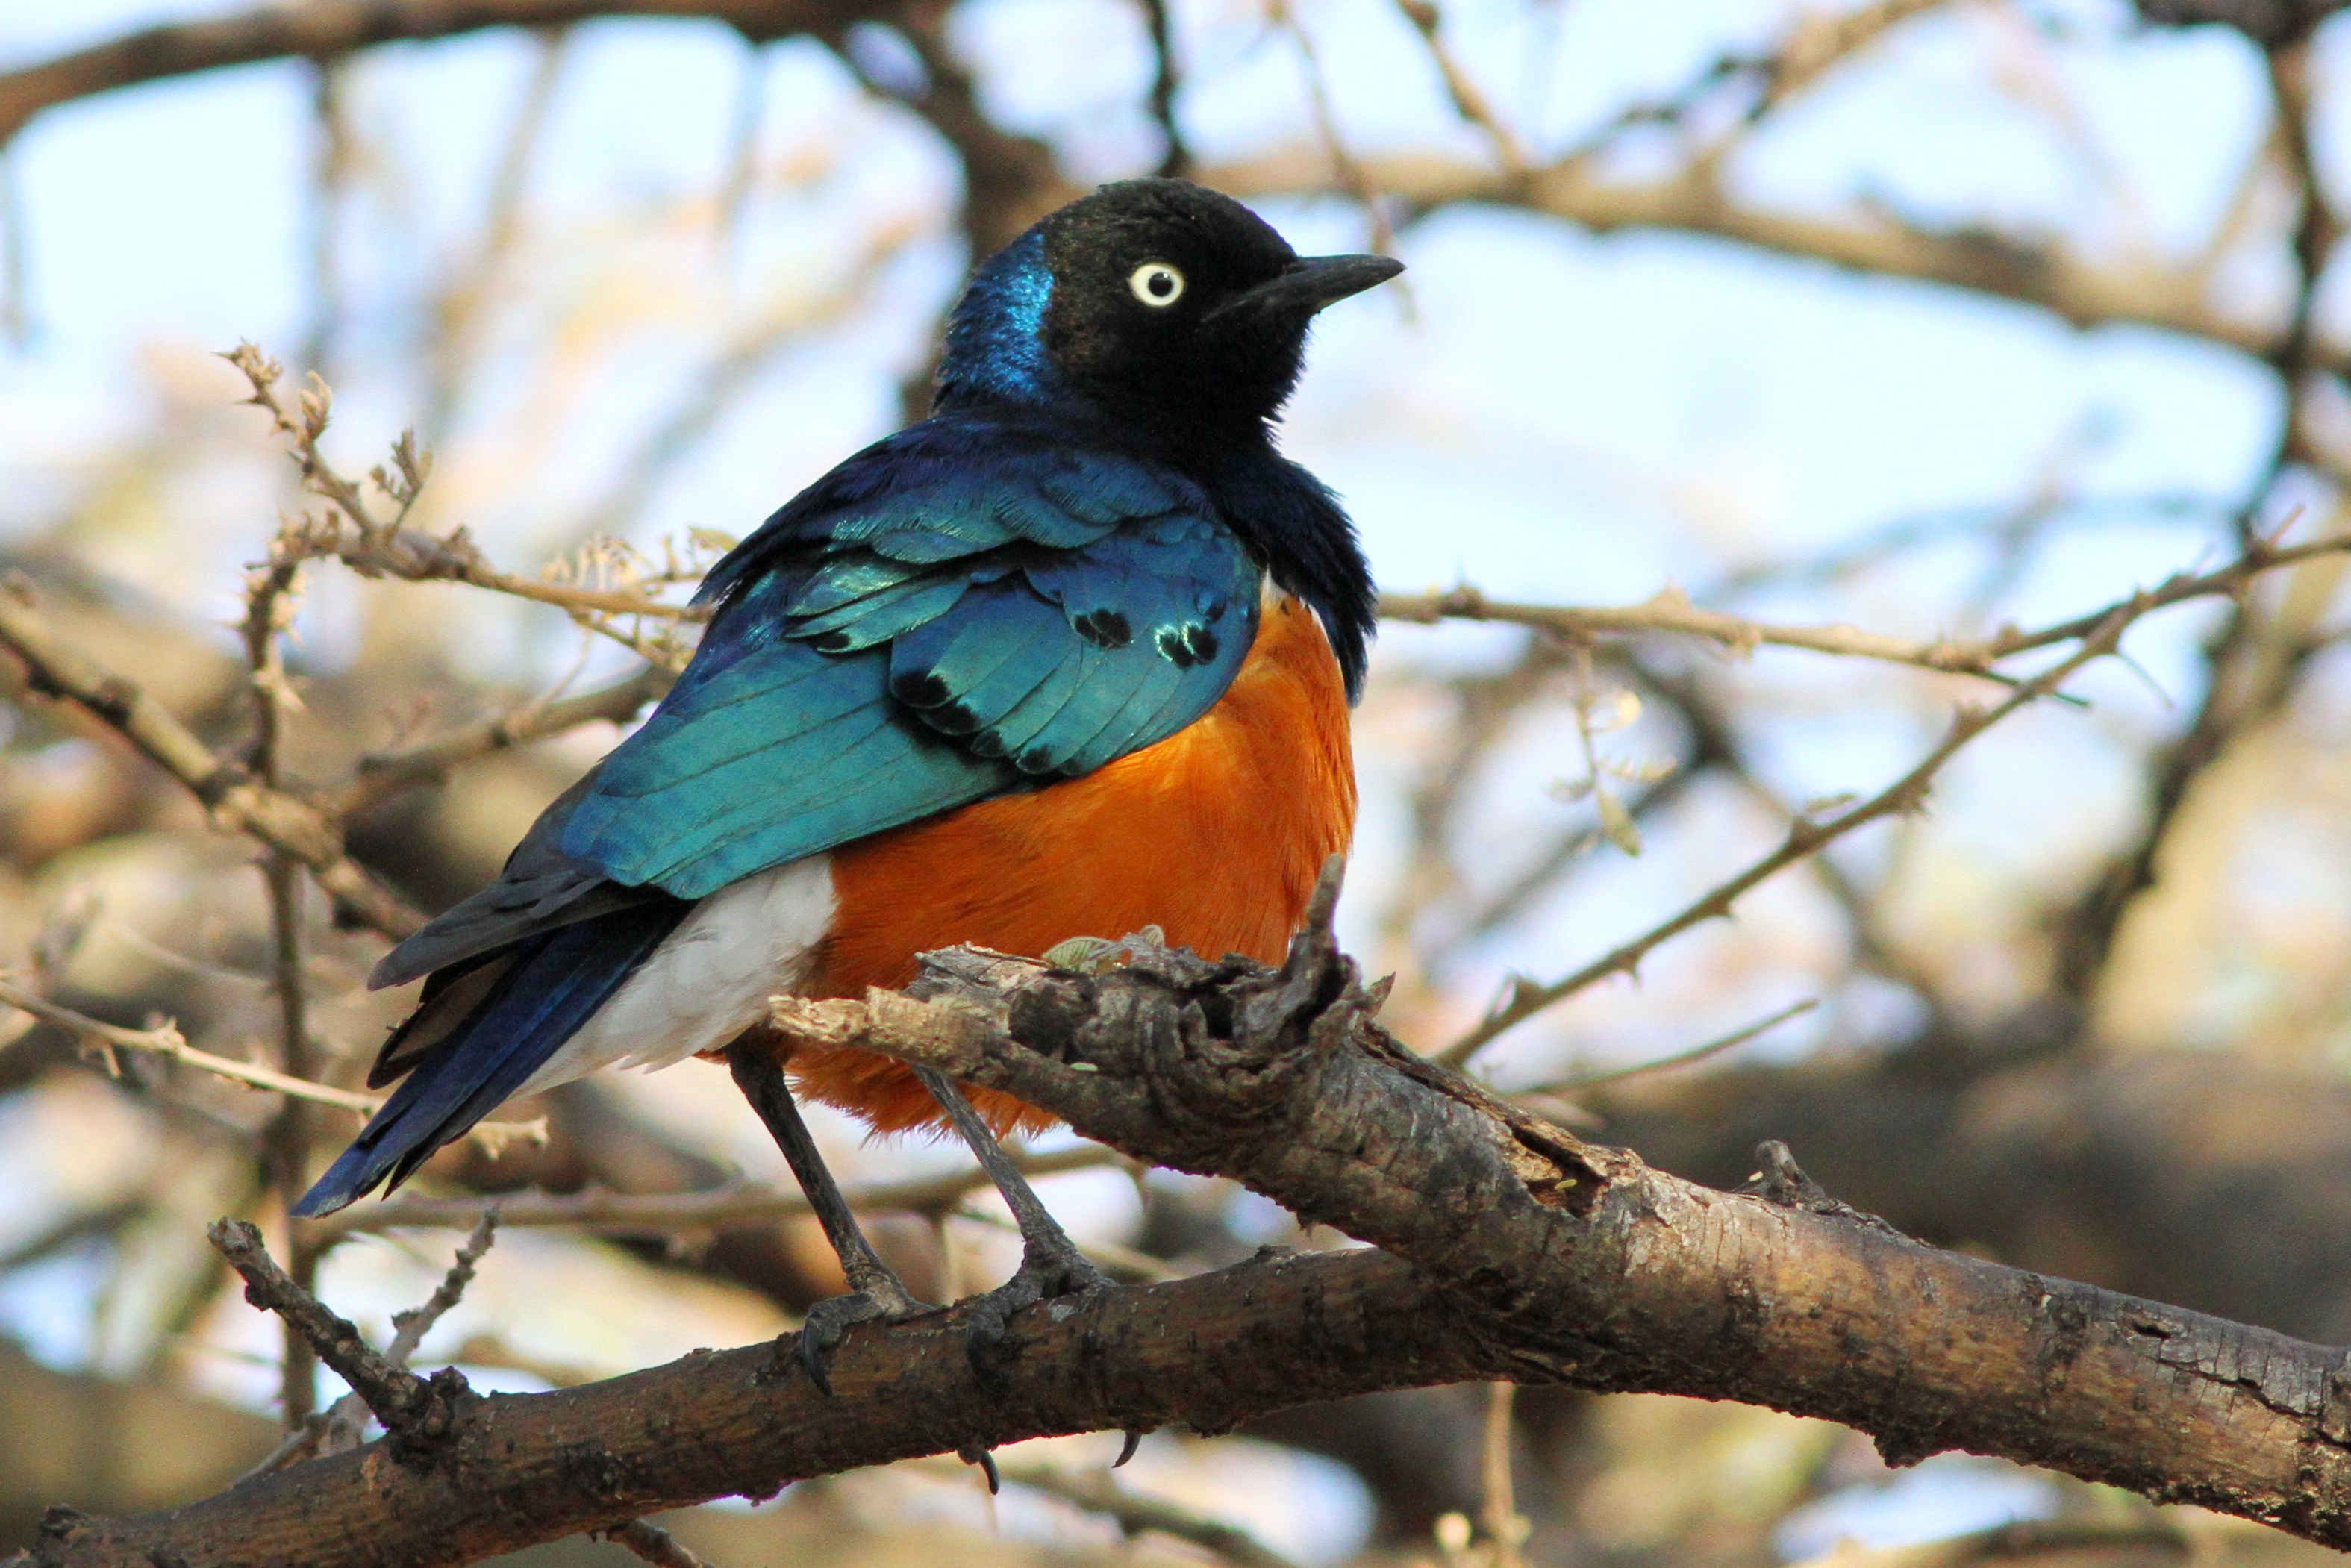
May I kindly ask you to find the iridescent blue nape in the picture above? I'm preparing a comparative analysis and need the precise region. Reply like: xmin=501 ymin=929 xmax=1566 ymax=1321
xmin=935 ymin=228 xmax=1058 ymax=407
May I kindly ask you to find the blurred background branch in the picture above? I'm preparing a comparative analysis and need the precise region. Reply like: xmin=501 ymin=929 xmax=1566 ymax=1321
xmin=4 ymin=0 xmax=2351 ymax=1563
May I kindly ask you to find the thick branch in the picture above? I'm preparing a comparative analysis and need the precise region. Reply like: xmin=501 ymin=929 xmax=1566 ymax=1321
xmin=40 ymin=922 xmax=2351 ymax=1562
xmin=0 ymin=1 xmax=854 ymax=143
xmin=1213 ymin=149 xmax=2350 ymax=377
xmin=770 ymin=922 xmax=2351 ymax=1547
xmin=37 ymin=1245 xmax=1489 ymax=1565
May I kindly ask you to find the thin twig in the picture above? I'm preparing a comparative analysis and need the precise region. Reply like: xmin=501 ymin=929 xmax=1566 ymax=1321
xmin=419 ymin=27 xmax=569 ymax=448
xmin=0 ymin=976 xmax=375 ymax=1113
xmin=985 ymin=1462 xmax=1304 ymax=1568
xmin=1381 ymin=533 xmax=2351 ymax=678
xmin=1435 ymin=568 xmax=2204 ymax=1066
xmin=1141 ymin=0 xmax=1188 ymax=178
xmin=243 ymin=495 xmax=322 ymax=1428
xmin=334 ymin=664 xmax=669 ymax=815
xmin=1479 ymin=1381 xmax=1525 ymax=1568
xmin=1393 ymin=1 xmax=1527 ymax=175
xmin=230 ymin=343 xmax=699 ymax=617
xmin=319 ymin=1209 xmax=501 ymax=1454
xmin=387 ymin=1210 xmax=503 ymax=1360
xmin=207 ymin=1219 xmax=449 ymax=1433
xmin=306 ymin=1143 xmax=1116 ymax=1239
xmin=715 ymin=37 xmax=767 ymax=274
xmin=299 ymin=56 xmax=352 ymax=381
xmin=0 ymin=978 xmax=548 ymax=1157
xmin=1270 ymin=1 xmax=1396 ymax=257
xmin=1547 ymin=0 xmax=1946 ymax=170
xmin=564 ymin=220 xmax=915 ymax=548
xmin=949 ymin=1207 xmax=1183 ymax=1284
xmin=0 ymin=144 xmax=25 ymax=347
xmin=1520 ymin=998 xmax=1819 ymax=1094
xmin=0 ymin=576 xmax=425 ymax=938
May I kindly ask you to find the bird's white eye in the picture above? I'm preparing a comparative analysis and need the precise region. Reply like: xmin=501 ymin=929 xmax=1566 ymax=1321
xmin=1128 ymin=262 xmax=1185 ymax=307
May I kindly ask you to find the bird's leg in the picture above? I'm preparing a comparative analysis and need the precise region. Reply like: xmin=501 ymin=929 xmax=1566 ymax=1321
xmin=726 ymin=1038 xmax=931 ymax=1393
xmin=911 ymin=1064 xmax=1113 ymax=1378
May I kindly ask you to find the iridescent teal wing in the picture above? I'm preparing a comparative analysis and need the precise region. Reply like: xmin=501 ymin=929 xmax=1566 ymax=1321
xmin=555 ymin=419 xmax=1261 ymax=899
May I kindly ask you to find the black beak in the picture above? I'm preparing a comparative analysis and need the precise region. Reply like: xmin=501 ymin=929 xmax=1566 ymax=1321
xmin=1205 ymin=253 xmax=1405 ymax=325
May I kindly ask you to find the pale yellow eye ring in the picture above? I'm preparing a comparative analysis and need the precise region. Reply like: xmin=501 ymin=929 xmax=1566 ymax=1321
xmin=1129 ymin=262 xmax=1185 ymax=307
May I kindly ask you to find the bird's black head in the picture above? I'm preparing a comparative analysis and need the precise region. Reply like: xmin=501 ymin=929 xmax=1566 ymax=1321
xmin=934 ymin=179 xmax=1402 ymax=439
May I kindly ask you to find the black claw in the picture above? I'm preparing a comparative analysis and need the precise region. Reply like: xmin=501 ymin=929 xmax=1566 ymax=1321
xmin=959 ymin=1444 xmax=1002 ymax=1494
xmin=962 ymin=1240 xmax=1114 ymax=1386
xmin=797 ymin=1284 xmax=934 ymax=1395
xmin=1114 ymin=1428 xmax=1145 ymax=1467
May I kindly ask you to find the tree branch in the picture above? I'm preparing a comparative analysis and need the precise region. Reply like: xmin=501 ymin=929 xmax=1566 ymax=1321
xmin=303 ymin=1143 xmax=1115 ymax=1239
xmin=1379 ymin=531 xmax=2351 ymax=680
xmin=205 ymin=1219 xmax=465 ymax=1440
xmin=769 ymin=910 xmax=2351 ymax=1546
xmin=0 ymin=977 xmax=548 ymax=1156
xmin=14 ymin=0 xmax=2346 ymax=388
xmin=993 ymin=1461 xmax=1302 ymax=1568
xmin=45 ymin=899 xmax=2351 ymax=1563
xmin=333 ymin=664 xmax=670 ymax=816
xmin=0 ymin=580 xmax=424 ymax=940
xmin=1211 ymin=148 xmax=2350 ymax=377
xmin=0 ymin=1 xmax=854 ymax=144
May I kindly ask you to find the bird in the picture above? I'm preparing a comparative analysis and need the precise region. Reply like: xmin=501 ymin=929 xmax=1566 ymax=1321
xmin=293 ymin=177 xmax=1399 ymax=1378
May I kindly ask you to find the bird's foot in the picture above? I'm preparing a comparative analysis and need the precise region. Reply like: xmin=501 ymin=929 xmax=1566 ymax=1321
xmin=797 ymin=1270 xmax=935 ymax=1396
xmin=1041 ymin=925 xmax=1166 ymax=976
xmin=962 ymin=1225 xmax=1114 ymax=1385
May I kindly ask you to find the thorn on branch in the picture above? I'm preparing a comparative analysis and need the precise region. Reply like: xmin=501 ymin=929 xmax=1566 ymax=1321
xmin=1742 ymin=1141 xmax=1907 ymax=1239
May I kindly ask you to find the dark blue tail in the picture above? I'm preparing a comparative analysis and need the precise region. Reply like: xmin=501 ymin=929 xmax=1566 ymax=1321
xmin=293 ymin=902 xmax=689 ymax=1216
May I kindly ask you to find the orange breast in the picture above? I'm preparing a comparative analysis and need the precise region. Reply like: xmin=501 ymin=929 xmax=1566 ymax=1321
xmin=784 ymin=590 xmax=1356 ymax=1136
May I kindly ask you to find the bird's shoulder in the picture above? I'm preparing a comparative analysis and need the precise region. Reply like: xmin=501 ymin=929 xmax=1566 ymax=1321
xmin=555 ymin=408 xmax=1269 ymax=899
xmin=696 ymin=407 xmax=1236 ymax=610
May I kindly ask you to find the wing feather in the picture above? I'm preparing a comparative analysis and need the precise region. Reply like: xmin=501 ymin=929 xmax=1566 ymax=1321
xmin=375 ymin=416 xmax=1264 ymax=973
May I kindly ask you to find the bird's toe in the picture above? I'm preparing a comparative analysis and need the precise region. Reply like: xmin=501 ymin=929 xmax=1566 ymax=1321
xmin=798 ymin=1280 xmax=936 ymax=1395
xmin=961 ymin=1237 xmax=1114 ymax=1386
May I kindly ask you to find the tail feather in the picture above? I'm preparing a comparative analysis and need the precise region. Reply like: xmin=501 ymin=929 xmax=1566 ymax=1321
xmin=294 ymin=902 xmax=690 ymax=1217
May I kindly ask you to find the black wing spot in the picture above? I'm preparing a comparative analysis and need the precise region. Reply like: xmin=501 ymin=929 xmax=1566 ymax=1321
xmin=1075 ymin=609 xmax=1132 ymax=648
xmin=968 ymin=730 xmax=1009 ymax=759
xmin=891 ymin=670 xmax=951 ymax=707
xmin=928 ymin=701 xmax=981 ymax=735
xmin=1155 ymin=622 xmax=1219 ymax=669
xmin=1017 ymin=744 xmax=1061 ymax=775
xmin=810 ymin=631 xmax=854 ymax=654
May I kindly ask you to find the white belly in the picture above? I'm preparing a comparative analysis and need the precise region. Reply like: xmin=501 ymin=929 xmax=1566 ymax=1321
xmin=510 ymin=856 xmax=835 ymax=1100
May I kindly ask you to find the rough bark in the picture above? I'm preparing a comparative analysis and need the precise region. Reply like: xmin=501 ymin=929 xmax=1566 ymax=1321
xmin=43 ymin=908 xmax=2351 ymax=1566
xmin=31 ymin=1248 xmax=1487 ymax=1567
xmin=1596 ymin=1041 xmax=2351 ymax=1346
